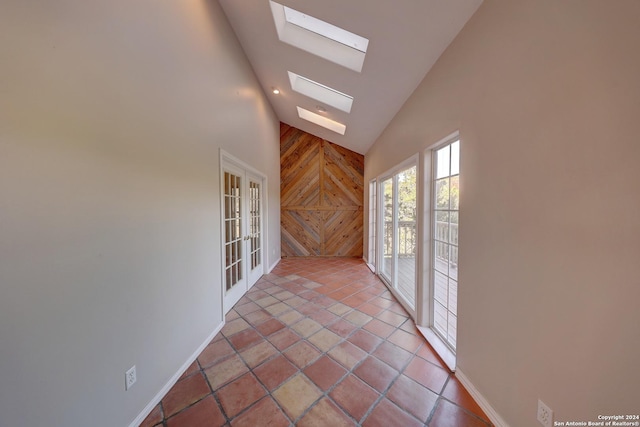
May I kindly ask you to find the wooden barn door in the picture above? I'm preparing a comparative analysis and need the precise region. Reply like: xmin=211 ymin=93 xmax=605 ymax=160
xmin=281 ymin=124 xmax=363 ymax=257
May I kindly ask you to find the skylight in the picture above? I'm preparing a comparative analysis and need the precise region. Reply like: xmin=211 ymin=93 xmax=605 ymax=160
xmin=283 ymin=6 xmax=368 ymax=53
xmin=297 ymin=107 xmax=346 ymax=135
xmin=288 ymin=72 xmax=353 ymax=113
xmin=270 ymin=1 xmax=368 ymax=72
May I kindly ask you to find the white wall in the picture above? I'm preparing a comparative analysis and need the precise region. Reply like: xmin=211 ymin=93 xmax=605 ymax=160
xmin=0 ymin=1 xmax=280 ymax=426
xmin=365 ymin=0 xmax=640 ymax=425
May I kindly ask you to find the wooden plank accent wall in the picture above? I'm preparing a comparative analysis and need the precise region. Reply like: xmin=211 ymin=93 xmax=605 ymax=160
xmin=281 ymin=123 xmax=364 ymax=257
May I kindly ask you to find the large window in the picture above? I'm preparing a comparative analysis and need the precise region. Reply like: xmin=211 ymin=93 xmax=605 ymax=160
xmin=432 ymin=140 xmax=460 ymax=351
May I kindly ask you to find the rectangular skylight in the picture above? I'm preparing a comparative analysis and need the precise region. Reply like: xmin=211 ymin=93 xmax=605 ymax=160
xmin=288 ymin=71 xmax=353 ymax=113
xmin=297 ymin=106 xmax=346 ymax=135
xmin=270 ymin=1 xmax=368 ymax=72
xmin=283 ymin=6 xmax=368 ymax=53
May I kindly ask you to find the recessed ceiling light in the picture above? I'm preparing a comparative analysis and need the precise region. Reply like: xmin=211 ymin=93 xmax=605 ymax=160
xmin=297 ymin=106 xmax=346 ymax=135
xmin=272 ymin=87 xmax=280 ymax=94
xmin=270 ymin=1 xmax=368 ymax=72
xmin=288 ymin=71 xmax=353 ymax=113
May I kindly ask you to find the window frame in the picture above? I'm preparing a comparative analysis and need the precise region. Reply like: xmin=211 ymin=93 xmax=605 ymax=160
xmin=431 ymin=138 xmax=460 ymax=352
xmin=417 ymin=131 xmax=460 ymax=372
xmin=366 ymin=179 xmax=377 ymax=272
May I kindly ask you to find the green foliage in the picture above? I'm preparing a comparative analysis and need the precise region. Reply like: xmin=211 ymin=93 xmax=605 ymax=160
xmin=382 ymin=166 xmax=417 ymax=222
xmin=436 ymin=175 xmax=459 ymax=210
xmin=397 ymin=166 xmax=417 ymax=221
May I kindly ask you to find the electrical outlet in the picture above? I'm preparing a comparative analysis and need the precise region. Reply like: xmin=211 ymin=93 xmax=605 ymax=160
xmin=125 ymin=365 xmax=137 ymax=390
xmin=537 ymin=399 xmax=553 ymax=427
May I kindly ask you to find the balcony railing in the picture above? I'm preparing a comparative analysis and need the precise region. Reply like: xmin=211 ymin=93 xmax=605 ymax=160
xmin=384 ymin=220 xmax=457 ymax=258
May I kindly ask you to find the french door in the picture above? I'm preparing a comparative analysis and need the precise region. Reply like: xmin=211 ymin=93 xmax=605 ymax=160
xmin=378 ymin=160 xmax=417 ymax=313
xmin=222 ymin=162 xmax=264 ymax=313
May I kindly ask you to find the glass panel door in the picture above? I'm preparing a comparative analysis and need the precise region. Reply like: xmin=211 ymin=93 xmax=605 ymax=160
xmin=380 ymin=177 xmax=394 ymax=284
xmin=378 ymin=164 xmax=417 ymax=312
xmin=367 ymin=179 xmax=376 ymax=271
xmin=222 ymin=164 xmax=265 ymax=313
xmin=396 ymin=166 xmax=416 ymax=307
xmin=246 ymin=174 xmax=263 ymax=286
xmin=223 ymin=168 xmax=247 ymax=311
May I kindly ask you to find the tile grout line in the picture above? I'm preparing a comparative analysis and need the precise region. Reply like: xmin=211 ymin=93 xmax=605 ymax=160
xmin=264 ymin=273 xmax=411 ymax=425
xmin=148 ymin=259 xmax=490 ymax=426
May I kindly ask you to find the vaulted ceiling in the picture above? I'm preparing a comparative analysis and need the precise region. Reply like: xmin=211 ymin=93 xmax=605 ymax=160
xmin=218 ymin=0 xmax=483 ymax=154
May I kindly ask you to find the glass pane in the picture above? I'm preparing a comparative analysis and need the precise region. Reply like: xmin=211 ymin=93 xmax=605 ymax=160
xmin=450 ymin=212 xmax=459 ymax=245
xmin=434 ymin=270 xmax=448 ymax=305
xmin=368 ymin=180 xmax=377 ymax=267
xmin=232 ymin=263 xmax=237 ymax=286
xmin=450 ymin=175 xmax=459 ymax=210
xmin=397 ymin=167 xmax=416 ymax=304
xmin=447 ymin=312 xmax=457 ymax=348
xmin=397 ymin=166 xmax=416 ymax=222
xmin=397 ymin=254 xmax=415 ymax=307
xmin=397 ymin=167 xmax=416 ymax=259
xmin=450 ymin=246 xmax=458 ymax=281
xmin=451 ymin=140 xmax=460 ymax=175
xmin=398 ymin=223 xmax=416 ymax=257
xmin=435 ymin=212 xmax=449 ymax=243
xmin=448 ymin=278 xmax=458 ymax=315
xmin=231 ymin=240 xmax=236 ymax=264
xmin=225 ymin=267 xmax=232 ymax=291
xmin=435 ymin=178 xmax=449 ymax=209
xmin=382 ymin=178 xmax=393 ymax=279
xmin=434 ymin=241 xmax=449 ymax=274
xmin=436 ymin=145 xmax=450 ymax=179
xmin=434 ymin=301 xmax=448 ymax=336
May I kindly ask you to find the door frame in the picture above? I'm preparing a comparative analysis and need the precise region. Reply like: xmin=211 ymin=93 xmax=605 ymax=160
xmin=219 ymin=149 xmax=268 ymax=314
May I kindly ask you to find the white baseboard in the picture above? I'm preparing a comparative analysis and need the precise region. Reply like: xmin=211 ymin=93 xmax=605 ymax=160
xmin=268 ymin=257 xmax=281 ymax=273
xmin=128 ymin=321 xmax=225 ymax=427
xmin=455 ymin=369 xmax=510 ymax=427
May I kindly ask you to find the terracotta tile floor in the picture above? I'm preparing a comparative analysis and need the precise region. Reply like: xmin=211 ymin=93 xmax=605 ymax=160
xmin=140 ymin=258 xmax=492 ymax=427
